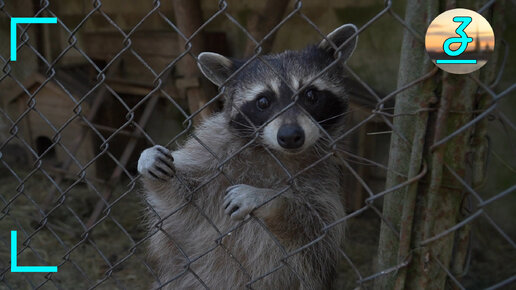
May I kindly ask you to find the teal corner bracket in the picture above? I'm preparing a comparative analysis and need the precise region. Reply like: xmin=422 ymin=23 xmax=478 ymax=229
xmin=11 ymin=231 xmax=57 ymax=273
xmin=10 ymin=17 xmax=57 ymax=61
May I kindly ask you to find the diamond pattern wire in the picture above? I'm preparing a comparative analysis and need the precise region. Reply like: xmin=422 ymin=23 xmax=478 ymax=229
xmin=0 ymin=0 xmax=514 ymax=289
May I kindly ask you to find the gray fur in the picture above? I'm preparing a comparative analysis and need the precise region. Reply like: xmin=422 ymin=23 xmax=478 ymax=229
xmin=138 ymin=24 xmax=358 ymax=289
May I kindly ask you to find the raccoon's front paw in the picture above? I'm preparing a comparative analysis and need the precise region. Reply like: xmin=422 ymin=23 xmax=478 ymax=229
xmin=224 ymin=184 xmax=265 ymax=221
xmin=138 ymin=145 xmax=175 ymax=181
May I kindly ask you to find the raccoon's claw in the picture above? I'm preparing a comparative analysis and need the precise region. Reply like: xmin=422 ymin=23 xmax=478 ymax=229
xmin=138 ymin=145 xmax=175 ymax=181
xmin=223 ymin=184 xmax=263 ymax=221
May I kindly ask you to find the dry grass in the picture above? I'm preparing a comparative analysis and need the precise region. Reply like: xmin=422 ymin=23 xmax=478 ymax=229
xmin=0 ymin=167 xmax=514 ymax=289
xmin=0 ymin=167 xmax=154 ymax=289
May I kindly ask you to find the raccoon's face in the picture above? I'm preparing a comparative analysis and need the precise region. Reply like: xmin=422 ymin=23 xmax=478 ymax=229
xmin=198 ymin=24 xmax=358 ymax=154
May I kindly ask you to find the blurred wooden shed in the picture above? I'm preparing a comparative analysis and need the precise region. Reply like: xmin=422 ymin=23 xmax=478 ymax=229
xmin=4 ymin=72 xmax=96 ymax=177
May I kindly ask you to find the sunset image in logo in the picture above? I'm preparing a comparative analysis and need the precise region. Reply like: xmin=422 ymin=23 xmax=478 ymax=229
xmin=425 ymin=8 xmax=495 ymax=74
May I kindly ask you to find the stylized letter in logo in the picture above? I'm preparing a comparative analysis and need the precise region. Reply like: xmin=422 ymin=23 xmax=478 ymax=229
xmin=442 ymin=16 xmax=473 ymax=56
xmin=426 ymin=8 xmax=495 ymax=73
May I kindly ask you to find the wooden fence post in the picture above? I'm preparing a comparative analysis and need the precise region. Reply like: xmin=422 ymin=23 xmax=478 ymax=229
xmin=377 ymin=1 xmax=505 ymax=289
xmin=375 ymin=0 xmax=437 ymax=288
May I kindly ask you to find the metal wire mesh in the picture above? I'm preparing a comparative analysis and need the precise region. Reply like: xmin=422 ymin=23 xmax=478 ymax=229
xmin=0 ymin=0 xmax=514 ymax=289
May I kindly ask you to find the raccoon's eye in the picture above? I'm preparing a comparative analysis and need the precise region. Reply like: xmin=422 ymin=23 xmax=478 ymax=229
xmin=256 ymin=96 xmax=271 ymax=110
xmin=304 ymin=88 xmax=318 ymax=105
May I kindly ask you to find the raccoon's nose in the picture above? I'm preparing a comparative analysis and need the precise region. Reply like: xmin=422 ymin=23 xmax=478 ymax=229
xmin=277 ymin=124 xmax=305 ymax=149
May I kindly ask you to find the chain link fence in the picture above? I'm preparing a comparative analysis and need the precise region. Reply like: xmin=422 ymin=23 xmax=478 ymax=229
xmin=0 ymin=0 xmax=515 ymax=289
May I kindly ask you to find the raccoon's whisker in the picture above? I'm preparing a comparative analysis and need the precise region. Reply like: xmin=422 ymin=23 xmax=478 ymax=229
xmin=337 ymin=156 xmax=377 ymax=167
xmin=317 ymin=109 xmax=355 ymax=124
xmin=330 ymin=147 xmax=393 ymax=168
xmin=335 ymin=148 xmax=407 ymax=177
xmin=313 ymin=143 xmax=327 ymax=158
xmin=312 ymin=139 xmax=334 ymax=158
xmin=230 ymin=120 xmax=257 ymax=130
xmin=325 ymin=147 xmax=373 ymax=166
xmin=314 ymin=137 xmax=368 ymax=166
xmin=317 ymin=134 xmax=334 ymax=147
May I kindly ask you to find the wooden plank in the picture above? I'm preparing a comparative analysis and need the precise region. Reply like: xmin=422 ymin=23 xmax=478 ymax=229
xmin=107 ymin=77 xmax=183 ymax=99
xmin=172 ymin=0 xmax=215 ymax=123
xmin=82 ymin=31 xmax=179 ymax=59
xmin=104 ymin=82 xmax=153 ymax=96
xmin=78 ymin=121 xmax=143 ymax=138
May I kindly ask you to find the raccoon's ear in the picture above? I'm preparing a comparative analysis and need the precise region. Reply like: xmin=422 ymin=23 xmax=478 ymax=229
xmin=197 ymin=52 xmax=236 ymax=87
xmin=318 ymin=24 xmax=358 ymax=62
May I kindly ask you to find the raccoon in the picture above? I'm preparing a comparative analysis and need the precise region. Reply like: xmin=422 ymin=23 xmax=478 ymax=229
xmin=138 ymin=24 xmax=358 ymax=289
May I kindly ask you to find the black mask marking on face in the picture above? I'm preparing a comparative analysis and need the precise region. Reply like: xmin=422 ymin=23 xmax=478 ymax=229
xmin=230 ymin=90 xmax=277 ymax=136
xmin=299 ymin=87 xmax=347 ymax=130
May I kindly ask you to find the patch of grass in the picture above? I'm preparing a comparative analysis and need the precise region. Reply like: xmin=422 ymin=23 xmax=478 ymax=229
xmin=0 ymin=168 xmax=155 ymax=289
xmin=1 ymin=167 xmax=513 ymax=289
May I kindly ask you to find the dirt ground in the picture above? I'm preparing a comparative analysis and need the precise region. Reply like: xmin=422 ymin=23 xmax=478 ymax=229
xmin=0 ymin=168 xmax=514 ymax=289
xmin=0 ymin=167 xmax=153 ymax=289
